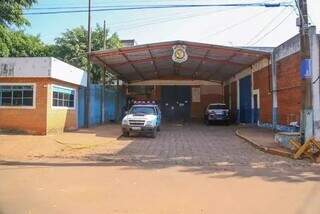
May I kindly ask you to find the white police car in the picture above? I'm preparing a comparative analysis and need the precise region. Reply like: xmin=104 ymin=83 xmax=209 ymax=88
xmin=122 ymin=103 xmax=161 ymax=138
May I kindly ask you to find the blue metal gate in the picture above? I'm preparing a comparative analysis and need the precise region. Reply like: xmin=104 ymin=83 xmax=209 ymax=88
xmin=239 ymin=75 xmax=252 ymax=123
xmin=78 ymin=85 xmax=126 ymax=128
xmin=78 ymin=87 xmax=86 ymax=128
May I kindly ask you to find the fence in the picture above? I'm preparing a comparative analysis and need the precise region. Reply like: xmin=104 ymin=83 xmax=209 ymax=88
xmin=78 ymin=84 xmax=126 ymax=128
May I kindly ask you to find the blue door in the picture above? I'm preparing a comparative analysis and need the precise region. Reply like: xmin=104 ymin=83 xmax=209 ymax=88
xmin=239 ymin=76 xmax=252 ymax=123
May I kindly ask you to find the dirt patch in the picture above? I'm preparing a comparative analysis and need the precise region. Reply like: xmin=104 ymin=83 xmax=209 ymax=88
xmin=0 ymin=124 xmax=130 ymax=161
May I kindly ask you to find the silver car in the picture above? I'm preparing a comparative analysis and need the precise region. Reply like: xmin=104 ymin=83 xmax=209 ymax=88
xmin=204 ymin=103 xmax=230 ymax=125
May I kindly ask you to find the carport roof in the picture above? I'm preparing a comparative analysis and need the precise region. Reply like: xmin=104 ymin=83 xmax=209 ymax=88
xmin=89 ymin=40 xmax=270 ymax=83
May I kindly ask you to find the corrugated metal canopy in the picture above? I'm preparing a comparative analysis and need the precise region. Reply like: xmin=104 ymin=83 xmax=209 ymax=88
xmin=89 ymin=40 xmax=270 ymax=83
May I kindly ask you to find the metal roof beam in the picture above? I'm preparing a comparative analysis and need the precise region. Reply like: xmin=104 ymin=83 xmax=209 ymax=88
xmin=90 ymin=42 xmax=268 ymax=58
xmin=147 ymin=45 xmax=160 ymax=79
xmin=119 ymin=51 xmax=145 ymax=80
xmin=109 ymin=55 xmax=246 ymax=67
xmin=192 ymin=49 xmax=210 ymax=79
xmin=93 ymin=55 xmax=127 ymax=80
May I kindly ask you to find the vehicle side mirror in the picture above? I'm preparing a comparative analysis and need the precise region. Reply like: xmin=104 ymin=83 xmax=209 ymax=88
xmin=125 ymin=111 xmax=128 ymax=115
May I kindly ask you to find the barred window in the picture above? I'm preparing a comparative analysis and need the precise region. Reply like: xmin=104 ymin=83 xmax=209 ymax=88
xmin=0 ymin=85 xmax=34 ymax=107
xmin=52 ymin=86 xmax=75 ymax=108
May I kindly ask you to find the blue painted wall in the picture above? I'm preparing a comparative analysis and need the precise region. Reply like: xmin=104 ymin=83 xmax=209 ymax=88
xmin=104 ymin=88 xmax=116 ymax=121
xmin=239 ymin=75 xmax=252 ymax=123
xmin=78 ymin=85 xmax=126 ymax=128
xmin=89 ymin=84 xmax=102 ymax=126
xmin=77 ymin=87 xmax=85 ymax=128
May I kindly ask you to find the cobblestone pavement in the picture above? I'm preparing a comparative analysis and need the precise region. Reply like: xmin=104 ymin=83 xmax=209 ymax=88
xmin=86 ymin=123 xmax=319 ymax=170
xmin=1 ymin=123 xmax=320 ymax=213
xmin=1 ymin=123 xmax=319 ymax=182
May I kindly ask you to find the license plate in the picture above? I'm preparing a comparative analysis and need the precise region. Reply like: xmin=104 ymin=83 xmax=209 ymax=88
xmin=131 ymin=127 xmax=141 ymax=131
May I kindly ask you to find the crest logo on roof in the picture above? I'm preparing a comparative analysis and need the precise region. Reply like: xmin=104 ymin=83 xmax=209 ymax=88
xmin=172 ymin=45 xmax=188 ymax=63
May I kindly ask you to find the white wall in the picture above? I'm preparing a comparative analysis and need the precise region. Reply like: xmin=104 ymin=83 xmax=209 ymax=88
xmin=0 ymin=57 xmax=51 ymax=77
xmin=0 ymin=57 xmax=87 ymax=87
xmin=51 ymin=58 xmax=87 ymax=87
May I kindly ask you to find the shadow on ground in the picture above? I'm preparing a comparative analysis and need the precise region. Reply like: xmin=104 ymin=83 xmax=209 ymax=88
xmin=1 ymin=123 xmax=319 ymax=183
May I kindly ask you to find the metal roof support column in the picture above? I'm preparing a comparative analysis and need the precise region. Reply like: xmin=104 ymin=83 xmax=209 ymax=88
xmin=101 ymin=67 xmax=106 ymax=124
xmin=116 ymin=79 xmax=120 ymax=122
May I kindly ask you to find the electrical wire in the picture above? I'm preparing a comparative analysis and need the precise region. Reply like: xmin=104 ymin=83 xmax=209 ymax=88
xmin=24 ymin=2 xmax=294 ymax=15
xmin=114 ymin=6 xmax=241 ymax=32
xmin=250 ymin=8 xmax=295 ymax=45
xmin=200 ymin=8 xmax=272 ymax=41
xmin=246 ymin=7 xmax=287 ymax=45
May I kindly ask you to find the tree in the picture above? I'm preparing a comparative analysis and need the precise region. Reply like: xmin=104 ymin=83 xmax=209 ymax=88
xmin=0 ymin=0 xmax=49 ymax=57
xmin=52 ymin=24 xmax=122 ymax=83
xmin=0 ymin=0 xmax=37 ymax=27
xmin=0 ymin=25 xmax=50 ymax=57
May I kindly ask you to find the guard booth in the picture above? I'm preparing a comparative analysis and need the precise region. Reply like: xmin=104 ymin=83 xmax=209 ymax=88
xmin=89 ymin=41 xmax=270 ymax=123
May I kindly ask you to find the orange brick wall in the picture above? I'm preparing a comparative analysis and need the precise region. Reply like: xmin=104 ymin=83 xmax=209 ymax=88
xmin=252 ymin=52 xmax=302 ymax=125
xmin=253 ymin=66 xmax=272 ymax=124
xmin=276 ymin=52 xmax=302 ymax=125
xmin=191 ymin=85 xmax=223 ymax=119
xmin=0 ymin=78 xmax=49 ymax=135
xmin=0 ymin=78 xmax=79 ymax=135
xmin=224 ymin=85 xmax=230 ymax=107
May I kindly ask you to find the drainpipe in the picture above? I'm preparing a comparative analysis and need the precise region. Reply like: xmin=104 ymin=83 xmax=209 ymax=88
xmin=271 ymin=50 xmax=278 ymax=130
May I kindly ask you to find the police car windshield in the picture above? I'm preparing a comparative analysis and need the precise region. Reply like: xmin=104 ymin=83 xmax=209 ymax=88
xmin=130 ymin=106 xmax=156 ymax=115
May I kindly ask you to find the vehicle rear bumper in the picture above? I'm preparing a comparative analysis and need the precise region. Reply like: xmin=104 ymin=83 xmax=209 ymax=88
xmin=208 ymin=114 xmax=230 ymax=121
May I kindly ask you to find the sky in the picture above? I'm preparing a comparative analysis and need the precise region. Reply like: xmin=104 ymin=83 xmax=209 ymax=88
xmin=23 ymin=0 xmax=320 ymax=47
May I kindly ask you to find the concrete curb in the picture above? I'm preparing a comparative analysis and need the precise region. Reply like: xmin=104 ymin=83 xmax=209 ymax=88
xmin=235 ymin=129 xmax=293 ymax=159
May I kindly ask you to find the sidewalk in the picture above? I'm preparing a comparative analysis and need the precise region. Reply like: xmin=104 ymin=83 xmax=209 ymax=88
xmin=236 ymin=126 xmax=293 ymax=158
xmin=0 ymin=124 xmax=125 ymax=161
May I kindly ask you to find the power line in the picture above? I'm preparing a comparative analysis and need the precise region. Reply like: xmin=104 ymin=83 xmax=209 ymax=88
xmin=246 ymin=7 xmax=287 ymax=45
xmin=24 ymin=2 xmax=294 ymax=15
xmin=114 ymin=6 xmax=241 ymax=32
xmin=112 ymin=7 xmax=224 ymax=27
xmin=27 ymin=0 xmax=286 ymax=10
xmin=200 ymin=8 xmax=272 ymax=41
xmin=250 ymin=9 xmax=294 ymax=45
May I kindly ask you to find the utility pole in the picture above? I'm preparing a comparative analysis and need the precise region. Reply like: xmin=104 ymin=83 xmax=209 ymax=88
xmin=298 ymin=0 xmax=313 ymax=143
xmin=85 ymin=0 xmax=92 ymax=128
xmin=101 ymin=20 xmax=107 ymax=124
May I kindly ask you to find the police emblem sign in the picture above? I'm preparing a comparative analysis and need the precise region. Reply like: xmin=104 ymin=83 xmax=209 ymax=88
xmin=172 ymin=45 xmax=188 ymax=63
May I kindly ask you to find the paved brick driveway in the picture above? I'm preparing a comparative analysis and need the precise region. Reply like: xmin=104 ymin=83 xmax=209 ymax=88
xmin=87 ymin=123 xmax=315 ymax=170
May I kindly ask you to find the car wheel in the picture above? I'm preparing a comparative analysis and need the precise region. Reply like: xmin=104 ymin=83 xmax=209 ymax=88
xmin=204 ymin=117 xmax=210 ymax=126
xmin=151 ymin=129 xmax=157 ymax=138
xmin=122 ymin=131 xmax=129 ymax=137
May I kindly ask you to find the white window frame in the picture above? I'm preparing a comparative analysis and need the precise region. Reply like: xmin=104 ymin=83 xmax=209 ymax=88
xmin=0 ymin=83 xmax=36 ymax=109
xmin=51 ymin=84 xmax=76 ymax=110
xmin=252 ymin=89 xmax=260 ymax=109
